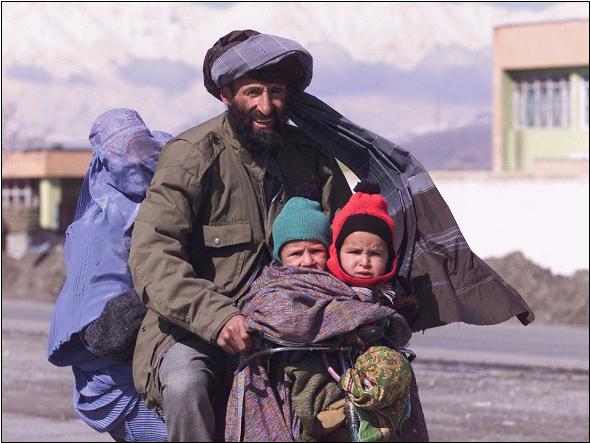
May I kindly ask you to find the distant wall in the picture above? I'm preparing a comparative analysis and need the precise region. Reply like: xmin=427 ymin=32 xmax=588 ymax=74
xmin=345 ymin=171 xmax=589 ymax=275
xmin=433 ymin=176 xmax=589 ymax=275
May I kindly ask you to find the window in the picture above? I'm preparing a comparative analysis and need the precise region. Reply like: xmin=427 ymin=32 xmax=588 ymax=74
xmin=1 ymin=179 xmax=39 ymax=207
xmin=539 ymin=85 xmax=548 ymax=127
xmin=513 ymin=73 xmax=570 ymax=129
xmin=552 ymin=83 xmax=562 ymax=126
xmin=525 ymin=86 xmax=536 ymax=127
xmin=582 ymin=73 xmax=589 ymax=130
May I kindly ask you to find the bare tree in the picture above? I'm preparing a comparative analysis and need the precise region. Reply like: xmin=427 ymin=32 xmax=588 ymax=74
xmin=2 ymin=101 xmax=47 ymax=150
xmin=2 ymin=101 xmax=19 ymax=149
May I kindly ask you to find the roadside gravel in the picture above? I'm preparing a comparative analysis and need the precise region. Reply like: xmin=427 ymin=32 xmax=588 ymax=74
xmin=2 ymin=318 xmax=588 ymax=442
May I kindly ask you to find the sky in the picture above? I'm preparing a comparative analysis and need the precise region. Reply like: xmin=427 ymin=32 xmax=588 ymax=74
xmin=1 ymin=1 xmax=588 ymax=148
xmin=491 ymin=1 xmax=555 ymax=10
xmin=205 ymin=2 xmax=557 ymax=11
xmin=2 ymin=1 xmax=588 ymax=272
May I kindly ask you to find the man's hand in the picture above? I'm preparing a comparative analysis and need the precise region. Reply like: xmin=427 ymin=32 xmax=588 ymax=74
xmin=216 ymin=315 xmax=253 ymax=354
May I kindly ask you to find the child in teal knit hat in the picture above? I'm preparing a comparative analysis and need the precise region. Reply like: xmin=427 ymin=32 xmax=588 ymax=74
xmin=233 ymin=196 xmax=348 ymax=440
xmin=229 ymin=195 xmax=419 ymax=442
xmin=271 ymin=196 xmax=332 ymax=270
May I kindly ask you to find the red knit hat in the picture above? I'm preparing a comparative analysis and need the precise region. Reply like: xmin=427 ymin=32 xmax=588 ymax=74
xmin=327 ymin=181 xmax=398 ymax=287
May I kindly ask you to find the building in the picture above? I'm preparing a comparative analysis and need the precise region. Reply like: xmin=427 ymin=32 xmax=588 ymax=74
xmin=2 ymin=148 xmax=91 ymax=236
xmin=492 ymin=19 xmax=589 ymax=174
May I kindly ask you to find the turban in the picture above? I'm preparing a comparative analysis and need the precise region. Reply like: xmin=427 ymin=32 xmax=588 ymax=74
xmin=203 ymin=30 xmax=312 ymax=99
xmin=202 ymin=31 xmax=534 ymax=332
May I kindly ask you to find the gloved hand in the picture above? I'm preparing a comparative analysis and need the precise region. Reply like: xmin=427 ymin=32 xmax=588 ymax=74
xmin=344 ymin=319 xmax=386 ymax=348
xmin=83 ymin=289 xmax=147 ymax=362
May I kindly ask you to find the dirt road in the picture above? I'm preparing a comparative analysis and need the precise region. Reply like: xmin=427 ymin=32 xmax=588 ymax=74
xmin=1 ymin=300 xmax=588 ymax=442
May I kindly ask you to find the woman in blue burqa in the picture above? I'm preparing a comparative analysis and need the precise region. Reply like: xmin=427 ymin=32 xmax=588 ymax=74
xmin=47 ymin=109 xmax=170 ymax=441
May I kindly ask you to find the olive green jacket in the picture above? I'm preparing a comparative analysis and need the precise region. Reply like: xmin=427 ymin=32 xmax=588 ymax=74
xmin=129 ymin=113 xmax=351 ymax=407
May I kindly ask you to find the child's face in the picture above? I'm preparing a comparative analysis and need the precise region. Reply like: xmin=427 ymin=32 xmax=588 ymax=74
xmin=280 ymin=240 xmax=328 ymax=270
xmin=339 ymin=231 xmax=389 ymax=279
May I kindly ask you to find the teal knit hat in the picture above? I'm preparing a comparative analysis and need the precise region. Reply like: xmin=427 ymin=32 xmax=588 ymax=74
xmin=272 ymin=197 xmax=331 ymax=262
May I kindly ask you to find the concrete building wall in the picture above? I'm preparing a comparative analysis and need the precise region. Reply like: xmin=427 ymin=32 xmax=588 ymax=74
xmin=494 ymin=20 xmax=588 ymax=70
xmin=39 ymin=178 xmax=62 ymax=231
xmin=502 ymin=68 xmax=589 ymax=170
xmin=434 ymin=175 xmax=589 ymax=275
xmin=501 ymin=72 xmax=516 ymax=169
xmin=493 ymin=19 xmax=589 ymax=174
xmin=2 ymin=179 xmax=40 ymax=233
xmin=344 ymin=171 xmax=589 ymax=274
xmin=59 ymin=178 xmax=84 ymax=231
xmin=2 ymin=149 xmax=89 ymax=233
xmin=2 ymin=149 xmax=91 ymax=179
xmin=507 ymin=127 xmax=588 ymax=170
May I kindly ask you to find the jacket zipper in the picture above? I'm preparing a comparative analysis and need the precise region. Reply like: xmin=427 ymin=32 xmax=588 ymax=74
xmin=270 ymin=182 xmax=284 ymax=207
xmin=257 ymin=180 xmax=267 ymax=222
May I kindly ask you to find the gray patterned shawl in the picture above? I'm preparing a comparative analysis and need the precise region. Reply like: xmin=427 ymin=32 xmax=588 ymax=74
xmin=225 ymin=265 xmax=396 ymax=442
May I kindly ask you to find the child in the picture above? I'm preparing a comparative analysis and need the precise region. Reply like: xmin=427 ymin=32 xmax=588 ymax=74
xmin=226 ymin=193 xmax=425 ymax=442
xmin=271 ymin=195 xmax=332 ymax=271
xmin=275 ymin=183 xmax=425 ymax=442
xmin=326 ymin=180 xmax=426 ymax=441
xmin=327 ymin=180 xmax=413 ymax=349
xmin=273 ymin=191 xmax=412 ymax=349
xmin=328 ymin=180 xmax=397 ymax=286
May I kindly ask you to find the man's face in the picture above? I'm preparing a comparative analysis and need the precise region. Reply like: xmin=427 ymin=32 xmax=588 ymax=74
xmin=280 ymin=240 xmax=328 ymax=270
xmin=221 ymin=76 xmax=289 ymax=151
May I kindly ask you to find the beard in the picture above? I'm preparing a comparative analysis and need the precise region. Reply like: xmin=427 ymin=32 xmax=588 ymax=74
xmin=226 ymin=102 xmax=289 ymax=153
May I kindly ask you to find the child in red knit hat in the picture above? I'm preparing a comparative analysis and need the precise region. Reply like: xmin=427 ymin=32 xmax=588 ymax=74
xmin=322 ymin=180 xmax=429 ymax=440
xmin=228 ymin=187 xmax=426 ymax=441
xmin=327 ymin=180 xmax=412 ymax=348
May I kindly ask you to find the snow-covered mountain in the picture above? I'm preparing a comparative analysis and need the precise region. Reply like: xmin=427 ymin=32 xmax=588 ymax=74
xmin=2 ymin=2 xmax=588 ymax=152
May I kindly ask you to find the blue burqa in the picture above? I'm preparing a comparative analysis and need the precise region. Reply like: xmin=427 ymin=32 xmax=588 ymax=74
xmin=47 ymin=109 xmax=170 ymax=441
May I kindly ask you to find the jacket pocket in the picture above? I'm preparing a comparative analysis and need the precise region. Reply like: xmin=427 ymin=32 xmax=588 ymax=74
xmin=200 ymin=222 xmax=252 ymax=292
xmin=202 ymin=222 xmax=252 ymax=248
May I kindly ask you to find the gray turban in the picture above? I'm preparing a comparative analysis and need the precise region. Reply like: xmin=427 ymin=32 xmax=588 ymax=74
xmin=203 ymin=30 xmax=312 ymax=99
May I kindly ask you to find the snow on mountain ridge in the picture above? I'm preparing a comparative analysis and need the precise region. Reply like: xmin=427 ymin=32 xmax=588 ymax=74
xmin=3 ymin=2 xmax=588 ymax=79
xmin=1 ymin=2 xmax=588 ymax=148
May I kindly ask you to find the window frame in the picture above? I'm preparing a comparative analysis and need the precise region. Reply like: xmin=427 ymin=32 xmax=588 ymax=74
xmin=581 ymin=73 xmax=589 ymax=131
xmin=512 ymin=72 xmax=570 ymax=130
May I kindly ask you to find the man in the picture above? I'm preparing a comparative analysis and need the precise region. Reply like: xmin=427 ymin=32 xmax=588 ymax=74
xmin=132 ymin=29 xmax=533 ymax=443
xmin=129 ymin=30 xmax=351 ymax=441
